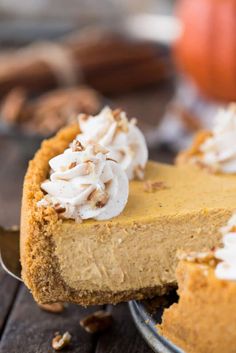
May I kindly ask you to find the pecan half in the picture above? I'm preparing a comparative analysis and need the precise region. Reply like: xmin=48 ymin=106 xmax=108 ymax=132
xmin=80 ymin=310 xmax=112 ymax=333
xmin=38 ymin=302 xmax=65 ymax=313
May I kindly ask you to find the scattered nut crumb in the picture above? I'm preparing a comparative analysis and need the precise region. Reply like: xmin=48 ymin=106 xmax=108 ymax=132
xmin=88 ymin=189 xmax=109 ymax=208
xmin=96 ymin=195 xmax=109 ymax=208
xmin=117 ymin=118 xmax=129 ymax=132
xmin=68 ymin=161 xmax=77 ymax=169
xmin=112 ymin=108 xmax=129 ymax=132
xmin=72 ymin=140 xmax=85 ymax=152
xmin=106 ymin=157 xmax=117 ymax=163
xmin=54 ymin=204 xmax=66 ymax=214
xmin=80 ymin=310 xmax=113 ymax=333
xmin=52 ymin=332 xmax=71 ymax=351
xmin=143 ymin=180 xmax=167 ymax=193
xmin=38 ymin=302 xmax=65 ymax=313
xmin=176 ymin=130 xmax=213 ymax=166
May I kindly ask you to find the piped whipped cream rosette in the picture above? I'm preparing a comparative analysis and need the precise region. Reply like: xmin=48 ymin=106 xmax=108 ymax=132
xmin=38 ymin=140 xmax=129 ymax=221
xmin=193 ymin=104 xmax=236 ymax=173
xmin=76 ymin=106 xmax=148 ymax=180
xmin=215 ymin=213 xmax=236 ymax=281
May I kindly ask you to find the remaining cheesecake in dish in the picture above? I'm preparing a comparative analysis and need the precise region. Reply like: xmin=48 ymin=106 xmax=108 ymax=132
xmin=177 ymin=103 xmax=236 ymax=174
xmin=159 ymin=213 xmax=236 ymax=353
xmin=21 ymin=108 xmax=236 ymax=305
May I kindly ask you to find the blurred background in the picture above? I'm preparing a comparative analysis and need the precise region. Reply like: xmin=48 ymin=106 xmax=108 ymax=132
xmin=0 ymin=0 xmax=234 ymax=226
xmin=1 ymin=2 xmax=235 ymax=351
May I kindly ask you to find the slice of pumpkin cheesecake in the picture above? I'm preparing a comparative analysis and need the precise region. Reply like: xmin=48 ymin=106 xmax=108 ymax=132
xmin=159 ymin=213 xmax=236 ymax=353
xmin=21 ymin=108 xmax=236 ymax=305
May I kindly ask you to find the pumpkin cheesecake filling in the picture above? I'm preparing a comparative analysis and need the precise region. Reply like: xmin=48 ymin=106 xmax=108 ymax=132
xmin=52 ymin=160 xmax=236 ymax=294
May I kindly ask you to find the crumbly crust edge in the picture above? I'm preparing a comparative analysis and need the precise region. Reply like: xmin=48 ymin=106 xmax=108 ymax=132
xmin=20 ymin=124 xmax=80 ymax=303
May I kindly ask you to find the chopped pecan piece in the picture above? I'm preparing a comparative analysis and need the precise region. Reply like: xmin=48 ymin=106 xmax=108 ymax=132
xmin=38 ymin=302 xmax=65 ymax=313
xmin=52 ymin=331 xmax=71 ymax=351
xmin=80 ymin=310 xmax=113 ymax=333
xmin=72 ymin=140 xmax=85 ymax=152
xmin=88 ymin=189 xmax=109 ymax=208
xmin=143 ymin=180 xmax=167 ymax=193
xmin=54 ymin=204 xmax=66 ymax=214
xmin=69 ymin=161 xmax=77 ymax=169
xmin=96 ymin=197 xmax=108 ymax=208
xmin=112 ymin=108 xmax=129 ymax=132
xmin=106 ymin=157 xmax=117 ymax=163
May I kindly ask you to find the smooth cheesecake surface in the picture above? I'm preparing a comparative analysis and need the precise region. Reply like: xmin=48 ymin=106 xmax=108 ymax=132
xmin=21 ymin=124 xmax=236 ymax=305
xmin=159 ymin=260 xmax=236 ymax=353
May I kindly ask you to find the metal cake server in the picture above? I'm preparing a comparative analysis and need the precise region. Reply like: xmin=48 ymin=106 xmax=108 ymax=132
xmin=0 ymin=226 xmax=22 ymax=281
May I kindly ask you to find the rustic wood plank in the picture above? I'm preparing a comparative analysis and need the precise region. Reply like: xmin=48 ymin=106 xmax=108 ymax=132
xmin=0 ymin=285 xmax=101 ymax=353
xmin=0 ymin=269 xmax=19 ymax=337
xmin=95 ymin=303 xmax=152 ymax=353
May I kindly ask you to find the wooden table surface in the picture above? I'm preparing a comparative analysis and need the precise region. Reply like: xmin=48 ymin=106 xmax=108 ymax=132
xmin=0 ymin=88 xmax=174 ymax=353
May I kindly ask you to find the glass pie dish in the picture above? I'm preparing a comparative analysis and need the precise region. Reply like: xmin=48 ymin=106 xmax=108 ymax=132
xmin=129 ymin=299 xmax=184 ymax=353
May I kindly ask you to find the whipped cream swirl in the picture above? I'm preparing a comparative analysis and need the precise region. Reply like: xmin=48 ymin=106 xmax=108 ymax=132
xmin=215 ymin=213 xmax=236 ymax=281
xmin=38 ymin=141 xmax=129 ymax=221
xmin=77 ymin=106 xmax=148 ymax=180
xmin=199 ymin=104 xmax=236 ymax=173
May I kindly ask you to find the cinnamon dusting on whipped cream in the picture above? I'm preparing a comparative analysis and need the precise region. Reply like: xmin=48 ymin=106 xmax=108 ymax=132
xmin=77 ymin=106 xmax=148 ymax=180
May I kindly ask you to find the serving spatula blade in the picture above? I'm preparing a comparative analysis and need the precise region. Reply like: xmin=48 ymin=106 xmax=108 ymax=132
xmin=0 ymin=226 xmax=22 ymax=281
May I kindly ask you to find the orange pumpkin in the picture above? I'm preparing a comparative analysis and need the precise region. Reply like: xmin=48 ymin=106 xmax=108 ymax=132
xmin=174 ymin=0 xmax=236 ymax=102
